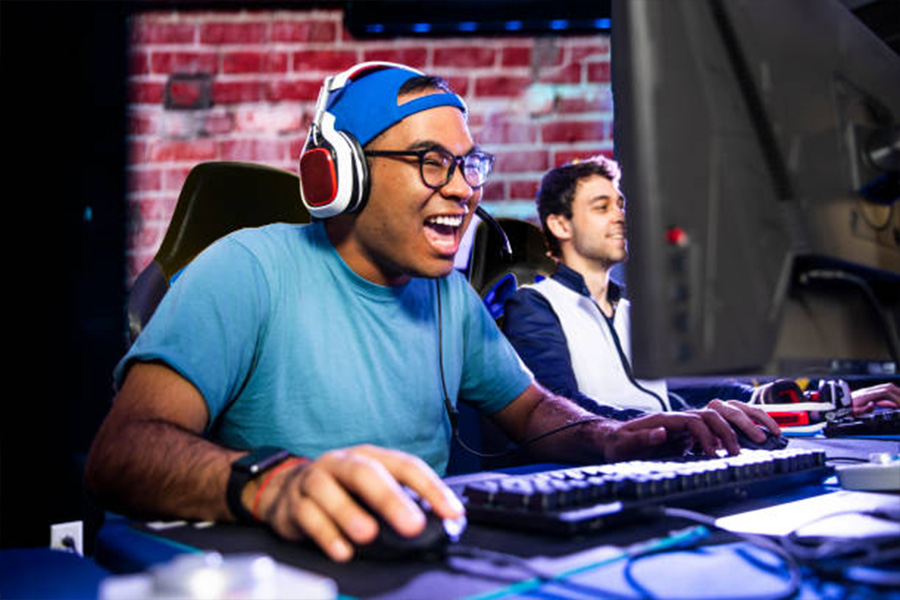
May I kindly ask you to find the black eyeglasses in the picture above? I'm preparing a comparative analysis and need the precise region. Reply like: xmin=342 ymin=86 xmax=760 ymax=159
xmin=364 ymin=145 xmax=495 ymax=189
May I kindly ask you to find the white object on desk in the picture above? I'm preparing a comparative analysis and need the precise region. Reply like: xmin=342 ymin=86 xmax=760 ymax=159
xmin=99 ymin=552 xmax=337 ymax=600
xmin=717 ymin=490 xmax=900 ymax=538
xmin=836 ymin=453 xmax=900 ymax=492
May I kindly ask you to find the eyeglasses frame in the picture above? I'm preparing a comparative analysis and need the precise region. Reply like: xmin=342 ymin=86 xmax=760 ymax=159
xmin=363 ymin=145 xmax=495 ymax=190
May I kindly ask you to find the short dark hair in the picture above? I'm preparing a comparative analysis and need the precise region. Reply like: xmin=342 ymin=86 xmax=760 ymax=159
xmin=397 ymin=74 xmax=455 ymax=98
xmin=536 ymin=155 xmax=621 ymax=258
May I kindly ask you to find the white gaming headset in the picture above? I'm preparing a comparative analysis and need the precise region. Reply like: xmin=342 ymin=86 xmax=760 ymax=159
xmin=298 ymin=62 xmax=425 ymax=218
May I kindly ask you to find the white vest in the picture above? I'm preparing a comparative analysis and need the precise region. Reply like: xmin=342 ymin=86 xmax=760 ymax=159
xmin=526 ymin=277 xmax=671 ymax=413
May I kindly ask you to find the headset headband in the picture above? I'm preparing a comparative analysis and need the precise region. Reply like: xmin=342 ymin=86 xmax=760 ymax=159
xmin=299 ymin=62 xmax=467 ymax=218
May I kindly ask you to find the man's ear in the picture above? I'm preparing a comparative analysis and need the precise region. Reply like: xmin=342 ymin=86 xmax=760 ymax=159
xmin=546 ymin=213 xmax=571 ymax=242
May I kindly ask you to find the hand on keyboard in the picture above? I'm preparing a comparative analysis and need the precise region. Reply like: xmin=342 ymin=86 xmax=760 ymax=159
xmin=603 ymin=411 xmax=743 ymax=462
xmin=851 ymin=383 xmax=900 ymax=416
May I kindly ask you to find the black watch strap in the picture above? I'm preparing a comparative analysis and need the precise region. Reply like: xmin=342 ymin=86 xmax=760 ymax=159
xmin=226 ymin=446 xmax=291 ymax=524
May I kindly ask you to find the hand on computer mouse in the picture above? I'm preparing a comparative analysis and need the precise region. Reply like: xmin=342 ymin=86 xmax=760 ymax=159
xmin=732 ymin=424 xmax=789 ymax=451
xmin=352 ymin=494 xmax=467 ymax=561
xmin=252 ymin=444 xmax=465 ymax=563
xmin=703 ymin=399 xmax=782 ymax=446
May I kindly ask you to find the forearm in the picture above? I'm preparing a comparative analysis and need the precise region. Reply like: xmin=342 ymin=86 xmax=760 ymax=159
xmin=85 ymin=362 xmax=245 ymax=523
xmin=498 ymin=387 xmax=613 ymax=464
xmin=85 ymin=415 xmax=242 ymax=522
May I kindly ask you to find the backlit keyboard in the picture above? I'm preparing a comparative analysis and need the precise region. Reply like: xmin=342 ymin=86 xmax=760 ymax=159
xmin=454 ymin=449 xmax=831 ymax=535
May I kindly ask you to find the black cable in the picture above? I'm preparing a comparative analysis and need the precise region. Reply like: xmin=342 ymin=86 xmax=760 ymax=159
xmin=825 ymin=455 xmax=871 ymax=464
xmin=798 ymin=268 xmax=900 ymax=368
xmin=601 ymin=307 xmax=669 ymax=412
xmin=664 ymin=505 xmax=900 ymax=596
xmin=456 ymin=516 xmax=802 ymax=600
xmin=780 ymin=508 xmax=900 ymax=575
xmin=447 ymin=514 xmax=817 ymax=600
xmin=435 ymin=278 xmax=459 ymax=433
xmin=475 ymin=205 xmax=513 ymax=261
xmin=445 ymin=545 xmax=556 ymax=581
xmin=659 ymin=507 xmax=804 ymax=600
xmin=446 ymin=543 xmax=673 ymax=600
xmin=445 ymin=544 xmax=554 ymax=580
xmin=436 ymin=278 xmax=608 ymax=461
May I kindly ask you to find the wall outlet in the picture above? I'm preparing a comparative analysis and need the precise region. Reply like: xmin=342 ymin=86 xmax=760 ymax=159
xmin=50 ymin=520 xmax=83 ymax=556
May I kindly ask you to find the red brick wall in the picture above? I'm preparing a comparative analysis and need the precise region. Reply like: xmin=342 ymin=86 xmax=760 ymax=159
xmin=127 ymin=8 xmax=613 ymax=282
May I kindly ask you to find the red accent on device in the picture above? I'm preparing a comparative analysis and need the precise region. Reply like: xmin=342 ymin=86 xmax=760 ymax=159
xmin=769 ymin=412 xmax=810 ymax=427
xmin=300 ymin=148 xmax=338 ymax=207
xmin=665 ymin=227 xmax=689 ymax=246
xmin=774 ymin=388 xmax=803 ymax=403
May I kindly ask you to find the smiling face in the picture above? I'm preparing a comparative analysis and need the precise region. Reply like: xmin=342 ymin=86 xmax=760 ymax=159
xmin=551 ymin=174 xmax=627 ymax=271
xmin=325 ymin=92 xmax=480 ymax=286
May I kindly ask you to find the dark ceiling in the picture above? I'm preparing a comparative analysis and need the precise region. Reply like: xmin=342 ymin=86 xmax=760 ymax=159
xmin=121 ymin=0 xmax=900 ymax=56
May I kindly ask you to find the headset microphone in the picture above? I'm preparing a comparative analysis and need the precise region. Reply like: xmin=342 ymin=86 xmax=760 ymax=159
xmin=475 ymin=206 xmax=513 ymax=262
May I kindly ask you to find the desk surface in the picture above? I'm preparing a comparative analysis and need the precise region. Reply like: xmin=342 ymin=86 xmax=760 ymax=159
xmin=95 ymin=437 xmax=900 ymax=600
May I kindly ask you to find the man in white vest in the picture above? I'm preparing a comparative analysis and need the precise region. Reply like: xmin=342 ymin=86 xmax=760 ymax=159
xmin=502 ymin=155 xmax=899 ymax=441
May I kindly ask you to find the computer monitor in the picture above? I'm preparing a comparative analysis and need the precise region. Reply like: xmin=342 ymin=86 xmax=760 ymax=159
xmin=611 ymin=0 xmax=900 ymax=380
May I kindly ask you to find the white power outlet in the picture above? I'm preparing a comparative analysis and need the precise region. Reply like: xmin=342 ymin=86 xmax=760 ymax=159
xmin=50 ymin=520 xmax=83 ymax=556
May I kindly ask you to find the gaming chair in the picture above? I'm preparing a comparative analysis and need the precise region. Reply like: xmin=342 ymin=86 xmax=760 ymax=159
xmin=127 ymin=161 xmax=310 ymax=343
xmin=466 ymin=217 xmax=557 ymax=323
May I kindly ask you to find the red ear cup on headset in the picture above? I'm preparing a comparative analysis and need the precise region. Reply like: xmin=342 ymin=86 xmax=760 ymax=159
xmin=299 ymin=147 xmax=338 ymax=208
xmin=299 ymin=114 xmax=369 ymax=218
xmin=300 ymin=63 xmax=411 ymax=219
xmin=300 ymin=61 xmax=432 ymax=218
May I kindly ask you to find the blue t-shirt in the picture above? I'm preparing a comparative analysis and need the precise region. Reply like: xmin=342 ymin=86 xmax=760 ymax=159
xmin=116 ymin=221 xmax=532 ymax=475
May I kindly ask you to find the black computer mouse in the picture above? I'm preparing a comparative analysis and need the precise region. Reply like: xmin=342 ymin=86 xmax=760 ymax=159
xmin=353 ymin=497 xmax=467 ymax=561
xmin=734 ymin=424 xmax=789 ymax=451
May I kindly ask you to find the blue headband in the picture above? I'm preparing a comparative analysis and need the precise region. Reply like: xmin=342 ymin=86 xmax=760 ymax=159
xmin=326 ymin=66 xmax=467 ymax=147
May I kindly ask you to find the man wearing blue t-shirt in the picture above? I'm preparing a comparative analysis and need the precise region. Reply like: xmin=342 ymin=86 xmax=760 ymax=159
xmin=86 ymin=62 xmax=752 ymax=562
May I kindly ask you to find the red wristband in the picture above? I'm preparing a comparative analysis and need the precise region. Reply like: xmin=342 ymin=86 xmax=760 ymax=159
xmin=251 ymin=456 xmax=308 ymax=521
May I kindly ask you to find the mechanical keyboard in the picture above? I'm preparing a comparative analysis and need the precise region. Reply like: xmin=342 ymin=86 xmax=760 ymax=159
xmin=453 ymin=448 xmax=831 ymax=535
xmin=824 ymin=409 xmax=900 ymax=437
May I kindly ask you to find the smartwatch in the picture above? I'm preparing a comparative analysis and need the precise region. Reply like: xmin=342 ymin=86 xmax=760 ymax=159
xmin=226 ymin=446 xmax=291 ymax=524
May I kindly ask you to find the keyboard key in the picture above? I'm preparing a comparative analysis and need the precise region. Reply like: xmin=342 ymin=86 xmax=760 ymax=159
xmin=460 ymin=449 xmax=832 ymax=535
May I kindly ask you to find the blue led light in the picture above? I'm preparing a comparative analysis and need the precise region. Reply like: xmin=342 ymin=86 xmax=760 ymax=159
xmin=504 ymin=20 xmax=523 ymax=31
xmin=458 ymin=21 xmax=477 ymax=32
xmin=549 ymin=19 xmax=569 ymax=30
xmin=366 ymin=23 xmax=385 ymax=33
xmin=412 ymin=22 xmax=432 ymax=33
xmin=593 ymin=18 xmax=611 ymax=29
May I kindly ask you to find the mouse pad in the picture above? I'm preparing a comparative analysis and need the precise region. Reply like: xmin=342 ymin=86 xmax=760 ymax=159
xmin=121 ymin=522 xmax=807 ymax=600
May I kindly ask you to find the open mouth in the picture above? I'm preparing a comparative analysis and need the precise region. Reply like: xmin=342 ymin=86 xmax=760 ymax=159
xmin=424 ymin=214 xmax=465 ymax=256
